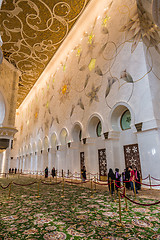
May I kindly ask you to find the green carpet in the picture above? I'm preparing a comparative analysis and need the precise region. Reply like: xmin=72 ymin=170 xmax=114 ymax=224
xmin=0 ymin=176 xmax=160 ymax=239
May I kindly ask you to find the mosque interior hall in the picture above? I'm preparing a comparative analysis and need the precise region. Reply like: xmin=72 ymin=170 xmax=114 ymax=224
xmin=0 ymin=0 xmax=160 ymax=239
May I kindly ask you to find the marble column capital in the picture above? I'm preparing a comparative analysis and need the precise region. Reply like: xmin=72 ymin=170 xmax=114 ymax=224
xmin=103 ymin=131 xmax=120 ymax=140
xmin=134 ymin=119 xmax=160 ymax=134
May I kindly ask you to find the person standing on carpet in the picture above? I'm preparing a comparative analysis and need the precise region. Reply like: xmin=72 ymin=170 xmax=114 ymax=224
xmin=108 ymin=168 xmax=115 ymax=194
xmin=125 ymin=167 xmax=130 ymax=190
xmin=51 ymin=167 xmax=56 ymax=178
xmin=45 ymin=166 xmax=48 ymax=178
xmin=134 ymin=166 xmax=141 ymax=190
xmin=82 ymin=166 xmax=86 ymax=181
xmin=115 ymin=168 xmax=121 ymax=191
xmin=129 ymin=166 xmax=138 ymax=194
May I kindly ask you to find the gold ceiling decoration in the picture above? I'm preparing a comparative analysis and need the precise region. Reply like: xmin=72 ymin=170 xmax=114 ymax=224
xmin=0 ymin=0 xmax=90 ymax=107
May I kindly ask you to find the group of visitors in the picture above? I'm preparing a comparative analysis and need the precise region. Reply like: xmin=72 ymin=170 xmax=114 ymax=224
xmin=44 ymin=167 xmax=56 ymax=178
xmin=9 ymin=168 xmax=17 ymax=174
xmin=44 ymin=165 xmax=140 ymax=194
xmin=108 ymin=166 xmax=141 ymax=194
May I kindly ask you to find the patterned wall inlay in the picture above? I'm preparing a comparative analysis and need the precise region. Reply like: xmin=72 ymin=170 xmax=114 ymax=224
xmin=98 ymin=149 xmax=107 ymax=177
xmin=0 ymin=0 xmax=90 ymax=107
xmin=80 ymin=152 xmax=85 ymax=171
xmin=123 ymin=144 xmax=142 ymax=176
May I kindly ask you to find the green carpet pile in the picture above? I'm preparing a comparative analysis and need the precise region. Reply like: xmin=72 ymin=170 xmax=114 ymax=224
xmin=0 ymin=176 xmax=160 ymax=239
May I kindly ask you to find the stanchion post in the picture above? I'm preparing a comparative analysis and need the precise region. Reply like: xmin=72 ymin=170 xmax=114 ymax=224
xmin=97 ymin=172 xmax=98 ymax=181
xmin=37 ymin=181 xmax=40 ymax=197
xmin=8 ymin=182 xmax=12 ymax=198
xmin=81 ymin=178 xmax=82 ymax=188
xmin=117 ymin=188 xmax=124 ymax=227
xmin=133 ymin=180 xmax=136 ymax=199
xmin=149 ymin=174 xmax=152 ymax=190
xmin=124 ymin=183 xmax=128 ymax=211
xmin=61 ymin=177 xmax=65 ymax=198
xmin=94 ymin=177 xmax=96 ymax=192
xmin=90 ymin=178 xmax=93 ymax=198
xmin=140 ymin=177 xmax=142 ymax=186
xmin=109 ymin=177 xmax=112 ymax=197
xmin=114 ymin=180 xmax=116 ymax=202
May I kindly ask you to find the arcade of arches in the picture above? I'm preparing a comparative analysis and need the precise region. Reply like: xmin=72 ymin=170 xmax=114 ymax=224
xmin=0 ymin=0 xmax=160 ymax=185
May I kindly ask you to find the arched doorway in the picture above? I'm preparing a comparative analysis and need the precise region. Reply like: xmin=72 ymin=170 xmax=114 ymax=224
xmin=87 ymin=114 xmax=106 ymax=180
xmin=109 ymin=103 xmax=142 ymax=175
xmin=72 ymin=123 xmax=83 ymax=174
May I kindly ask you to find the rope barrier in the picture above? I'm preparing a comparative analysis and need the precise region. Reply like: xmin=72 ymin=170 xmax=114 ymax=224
xmin=115 ymin=182 xmax=124 ymax=189
xmin=93 ymin=181 xmax=109 ymax=186
xmin=0 ymin=182 xmax=11 ymax=189
xmin=72 ymin=176 xmax=82 ymax=179
xmin=13 ymin=181 xmax=37 ymax=186
xmin=41 ymin=181 xmax=62 ymax=185
xmin=151 ymin=176 xmax=160 ymax=181
xmin=142 ymin=175 xmax=149 ymax=180
xmin=135 ymin=180 xmax=160 ymax=187
xmin=88 ymin=173 xmax=97 ymax=176
xmin=121 ymin=194 xmax=160 ymax=206
xmin=65 ymin=180 xmax=89 ymax=184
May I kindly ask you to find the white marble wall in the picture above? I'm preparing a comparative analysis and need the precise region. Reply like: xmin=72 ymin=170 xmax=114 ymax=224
xmin=9 ymin=0 xmax=160 ymax=186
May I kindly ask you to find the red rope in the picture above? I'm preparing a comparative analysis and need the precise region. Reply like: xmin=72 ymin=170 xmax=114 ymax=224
xmin=115 ymin=182 xmax=124 ymax=189
xmin=41 ymin=181 xmax=62 ymax=185
xmin=121 ymin=194 xmax=160 ymax=206
xmin=93 ymin=181 xmax=109 ymax=186
xmin=151 ymin=176 xmax=160 ymax=181
xmin=95 ymin=178 xmax=107 ymax=182
xmin=135 ymin=180 xmax=160 ymax=187
xmin=13 ymin=181 xmax=37 ymax=186
xmin=65 ymin=180 xmax=89 ymax=184
xmin=0 ymin=182 xmax=11 ymax=189
xmin=142 ymin=175 xmax=149 ymax=180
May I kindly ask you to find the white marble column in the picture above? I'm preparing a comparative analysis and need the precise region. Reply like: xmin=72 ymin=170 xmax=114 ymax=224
xmin=136 ymin=126 xmax=160 ymax=189
xmin=48 ymin=149 xmax=52 ymax=172
xmin=42 ymin=150 xmax=48 ymax=171
xmin=56 ymin=145 xmax=67 ymax=174
xmin=34 ymin=152 xmax=37 ymax=172
xmin=104 ymin=131 xmax=122 ymax=172
xmin=69 ymin=142 xmax=81 ymax=174
xmin=22 ymin=156 xmax=25 ymax=171
xmin=50 ymin=148 xmax=56 ymax=169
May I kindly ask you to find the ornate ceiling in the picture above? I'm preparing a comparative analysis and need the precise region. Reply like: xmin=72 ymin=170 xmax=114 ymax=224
xmin=0 ymin=0 xmax=90 ymax=107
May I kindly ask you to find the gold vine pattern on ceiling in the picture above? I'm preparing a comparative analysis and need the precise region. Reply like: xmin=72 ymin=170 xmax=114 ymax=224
xmin=0 ymin=0 xmax=90 ymax=107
